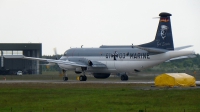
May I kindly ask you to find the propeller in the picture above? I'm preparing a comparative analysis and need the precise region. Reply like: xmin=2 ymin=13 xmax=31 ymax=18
xmin=53 ymin=48 xmax=59 ymax=60
xmin=53 ymin=48 xmax=63 ymax=77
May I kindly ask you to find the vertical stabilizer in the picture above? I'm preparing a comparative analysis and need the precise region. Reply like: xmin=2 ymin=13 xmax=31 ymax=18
xmin=140 ymin=12 xmax=174 ymax=50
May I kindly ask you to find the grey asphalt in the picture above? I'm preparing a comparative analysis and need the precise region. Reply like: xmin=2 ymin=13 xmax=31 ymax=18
xmin=0 ymin=80 xmax=200 ymax=85
xmin=0 ymin=79 xmax=154 ymax=84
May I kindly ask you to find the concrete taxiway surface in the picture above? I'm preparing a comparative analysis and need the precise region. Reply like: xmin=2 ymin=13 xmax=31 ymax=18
xmin=0 ymin=80 xmax=154 ymax=84
xmin=0 ymin=80 xmax=200 ymax=85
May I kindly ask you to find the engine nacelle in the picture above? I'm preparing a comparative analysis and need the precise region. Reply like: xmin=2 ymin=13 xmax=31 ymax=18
xmin=88 ymin=60 xmax=93 ymax=66
xmin=75 ymin=71 xmax=82 ymax=74
xmin=75 ymin=67 xmax=82 ymax=74
xmin=93 ymin=73 xmax=110 ymax=79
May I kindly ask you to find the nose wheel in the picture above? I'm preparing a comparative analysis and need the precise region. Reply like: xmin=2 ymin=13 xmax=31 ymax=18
xmin=62 ymin=70 xmax=68 ymax=81
xmin=63 ymin=77 xmax=68 ymax=81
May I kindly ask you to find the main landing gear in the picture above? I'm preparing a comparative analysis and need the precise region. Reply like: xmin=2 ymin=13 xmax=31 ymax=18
xmin=120 ymin=73 xmax=128 ymax=81
xmin=78 ymin=75 xmax=87 ymax=81
xmin=62 ymin=70 xmax=68 ymax=81
xmin=77 ymin=67 xmax=87 ymax=81
xmin=62 ymin=67 xmax=88 ymax=81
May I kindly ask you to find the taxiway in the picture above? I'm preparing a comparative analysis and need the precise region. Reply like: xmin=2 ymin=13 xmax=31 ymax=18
xmin=0 ymin=80 xmax=200 ymax=85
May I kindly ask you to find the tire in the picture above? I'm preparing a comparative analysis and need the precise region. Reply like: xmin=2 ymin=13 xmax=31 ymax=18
xmin=83 ymin=76 xmax=87 ymax=81
xmin=121 ymin=75 xmax=128 ymax=81
xmin=79 ymin=76 xmax=83 ymax=81
xmin=125 ymin=75 xmax=128 ymax=81
xmin=63 ymin=77 xmax=68 ymax=81
xmin=121 ymin=75 xmax=125 ymax=81
xmin=79 ymin=75 xmax=87 ymax=81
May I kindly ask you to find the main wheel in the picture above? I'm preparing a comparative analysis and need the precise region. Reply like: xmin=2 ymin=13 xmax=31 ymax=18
xmin=125 ymin=75 xmax=128 ymax=80
xmin=63 ymin=77 xmax=68 ymax=81
xmin=84 ymin=75 xmax=87 ymax=81
xmin=121 ymin=75 xmax=128 ymax=81
xmin=79 ymin=75 xmax=87 ymax=81
xmin=121 ymin=75 xmax=125 ymax=81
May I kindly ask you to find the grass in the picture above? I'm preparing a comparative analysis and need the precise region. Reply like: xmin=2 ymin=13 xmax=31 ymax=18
xmin=0 ymin=83 xmax=200 ymax=112
xmin=0 ymin=72 xmax=200 ymax=112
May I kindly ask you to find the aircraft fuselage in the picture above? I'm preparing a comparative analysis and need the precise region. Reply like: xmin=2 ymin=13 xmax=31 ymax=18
xmin=58 ymin=48 xmax=184 ymax=74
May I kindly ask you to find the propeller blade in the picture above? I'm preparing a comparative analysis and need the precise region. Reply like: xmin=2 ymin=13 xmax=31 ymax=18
xmin=53 ymin=48 xmax=64 ymax=77
xmin=53 ymin=48 xmax=59 ymax=60
xmin=53 ymin=48 xmax=57 ymax=55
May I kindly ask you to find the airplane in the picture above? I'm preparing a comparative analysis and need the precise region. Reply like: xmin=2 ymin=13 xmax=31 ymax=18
xmin=5 ymin=12 xmax=195 ymax=81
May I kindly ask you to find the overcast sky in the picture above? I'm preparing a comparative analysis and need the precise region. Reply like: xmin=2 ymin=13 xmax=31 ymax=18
xmin=0 ymin=0 xmax=200 ymax=55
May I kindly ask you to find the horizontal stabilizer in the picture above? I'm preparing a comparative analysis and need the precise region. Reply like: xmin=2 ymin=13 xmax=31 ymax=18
xmin=175 ymin=45 xmax=193 ymax=50
xmin=166 ymin=54 xmax=196 ymax=62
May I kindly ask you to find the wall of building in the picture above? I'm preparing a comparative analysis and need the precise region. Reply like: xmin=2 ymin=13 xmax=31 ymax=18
xmin=0 ymin=43 xmax=42 ymax=75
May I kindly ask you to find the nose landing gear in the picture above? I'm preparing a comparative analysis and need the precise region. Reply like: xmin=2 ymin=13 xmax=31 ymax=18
xmin=62 ymin=70 xmax=68 ymax=81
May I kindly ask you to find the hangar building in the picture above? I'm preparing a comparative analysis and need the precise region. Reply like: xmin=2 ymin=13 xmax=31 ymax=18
xmin=0 ymin=43 xmax=42 ymax=75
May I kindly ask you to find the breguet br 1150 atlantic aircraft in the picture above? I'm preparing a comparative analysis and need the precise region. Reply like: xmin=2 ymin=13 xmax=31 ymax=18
xmin=6 ymin=12 xmax=195 ymax=81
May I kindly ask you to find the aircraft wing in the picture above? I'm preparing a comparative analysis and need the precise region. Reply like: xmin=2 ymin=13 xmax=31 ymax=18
xmin=39 ymin=63 xmax=56 ymax=66
xmin=4 ymin=55 xmax=107 ymax=68
xmin=26 ymin=56 xmax=107 ymax=67
xmin=90 ymin=61 xmax=107 ymax=67
xmin=4 ymin=55 xmax=87 ymax=67
xmin=174 ymin=45 xmax=193 ymax=50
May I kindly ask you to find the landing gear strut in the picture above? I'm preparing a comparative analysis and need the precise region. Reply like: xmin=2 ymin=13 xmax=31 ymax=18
xmin=121 ymin=73 xmax=128 ymax=81
xmin=62 ymin=70 xmax=68 ymax=81
xmin=78 ymin=67 xmax=87 ymax=81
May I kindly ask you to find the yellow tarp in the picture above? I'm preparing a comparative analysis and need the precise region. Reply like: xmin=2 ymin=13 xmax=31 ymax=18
xmin=155 ymin=73 xmax=196 ymax=87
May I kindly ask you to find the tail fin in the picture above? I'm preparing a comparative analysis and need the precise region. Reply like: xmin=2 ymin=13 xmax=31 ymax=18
xmin=140 ymin=12 xmax=174 ymax=50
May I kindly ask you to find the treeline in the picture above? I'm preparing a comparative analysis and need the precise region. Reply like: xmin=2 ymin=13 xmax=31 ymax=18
xmin=41 ymin=54 xmax=200 ymax=72
xmin=145 ymin=54 xmax=200 ymax=72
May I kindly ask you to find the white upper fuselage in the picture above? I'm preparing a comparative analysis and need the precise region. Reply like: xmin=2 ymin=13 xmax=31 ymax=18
xmin=57 ymin=48 xmax=194 ymax=73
